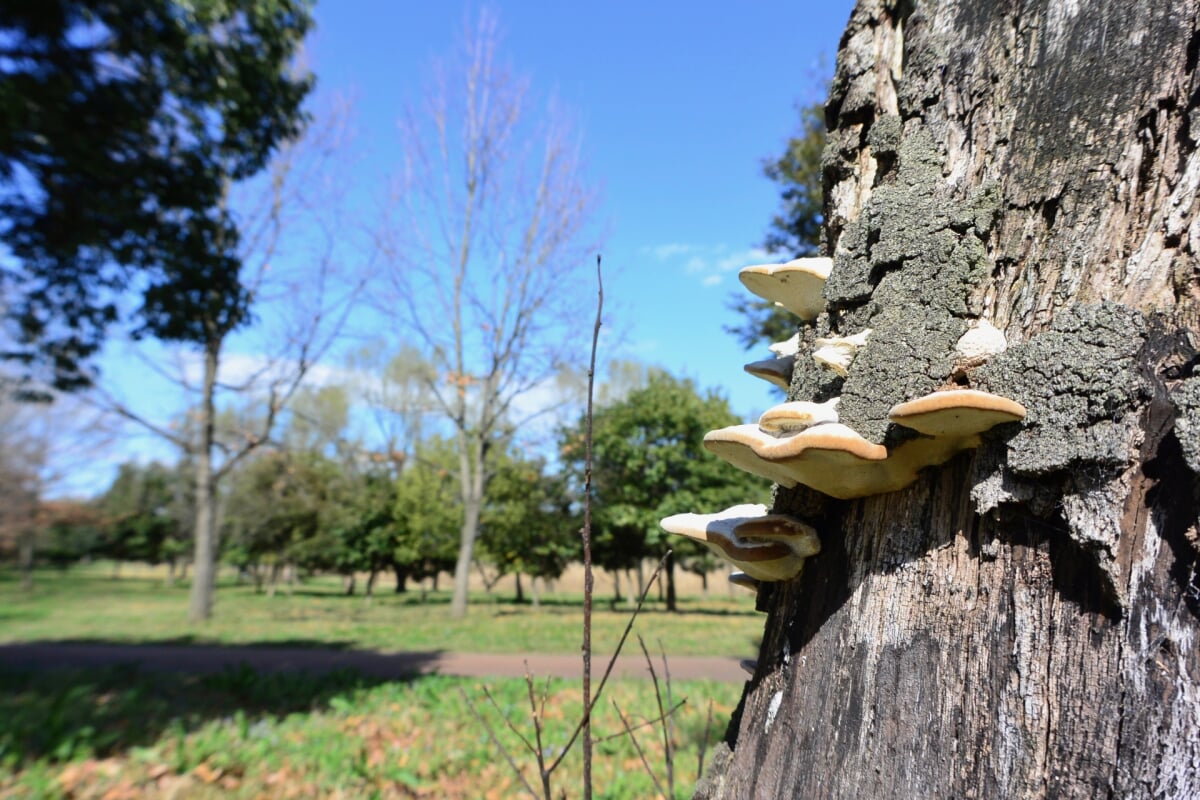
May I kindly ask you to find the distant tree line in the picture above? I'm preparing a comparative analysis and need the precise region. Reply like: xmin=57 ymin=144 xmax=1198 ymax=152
xmin=6 ymin=370 xmax=761 ymax=608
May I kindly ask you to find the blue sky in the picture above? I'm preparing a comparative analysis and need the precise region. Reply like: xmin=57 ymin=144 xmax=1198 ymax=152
xmin=305 ymin=1 xmax=852 ymax=414
xmin=80 ymin=2 xmax=854 ymax=493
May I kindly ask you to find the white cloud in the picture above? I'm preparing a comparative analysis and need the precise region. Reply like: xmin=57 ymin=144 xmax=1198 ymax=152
xmin=647 ymin=243 xmax=773 ymax=288
xmin=644 ymin=243 xmax=697 ymax=261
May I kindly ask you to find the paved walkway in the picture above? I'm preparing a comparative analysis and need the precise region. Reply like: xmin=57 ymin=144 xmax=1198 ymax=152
xmin=0 ymin=642 xmax=750 ymax=683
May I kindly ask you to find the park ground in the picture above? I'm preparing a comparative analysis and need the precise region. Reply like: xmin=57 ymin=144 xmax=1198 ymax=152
xmin=0 ymin=563 xmax=761 ymax=799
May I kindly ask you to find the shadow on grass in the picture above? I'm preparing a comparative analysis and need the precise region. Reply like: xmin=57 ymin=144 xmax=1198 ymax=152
xmin=0 ymin=642 xmax=442 ymax=768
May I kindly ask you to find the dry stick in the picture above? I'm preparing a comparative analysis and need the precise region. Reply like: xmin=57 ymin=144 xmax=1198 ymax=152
xmin=523 ymin=666 xmax=553 ymax=798
xmin=612 ymin=699 xmax=667 ymax=799
xmin=580 ymin=254 xmax=603 ymax=800
xmin=659 ymin=639 xmax=677 ymax=797
xmin=594 ymin=699 xmax=686 ymax=743
xmin=637 ymin=635 xmax=676 ymax=798
xmin=481 ymin=684 xmax=540 ymax=759
xmin=548 ymin=552 xmax=670 ymax=776
xmin=697 ymin=699 xmax=715 ymax=779
xmin=459 ymin=686 xmax=541 ymax=799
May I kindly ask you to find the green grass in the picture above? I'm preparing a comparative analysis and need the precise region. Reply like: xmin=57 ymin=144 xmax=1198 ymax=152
xmin=0 ymin=665 xmax=740 ymax=799
xmin=0 ymin=565 xmax=765 ymax=658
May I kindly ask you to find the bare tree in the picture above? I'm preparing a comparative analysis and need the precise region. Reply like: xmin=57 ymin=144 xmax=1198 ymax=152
xmin=0 ymin=389 xmax=113 ymax=590
xmin=94 ymin=99 xmax=363 ymax=621
xmin=376 ymin=10 xmax=599 ymax=618
xmin=698 ymin=1 xmax=1200 ymax=797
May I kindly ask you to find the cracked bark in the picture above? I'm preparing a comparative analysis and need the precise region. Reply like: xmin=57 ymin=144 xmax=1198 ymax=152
xmin=698 ymin=1 xmax=1200 ymax=797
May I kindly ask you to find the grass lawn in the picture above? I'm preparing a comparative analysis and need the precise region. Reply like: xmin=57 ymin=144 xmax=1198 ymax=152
xmin=0 ymin=665 xmax=741 ymax=799
xmin=0 ymin=565 xmax=765 ymax=659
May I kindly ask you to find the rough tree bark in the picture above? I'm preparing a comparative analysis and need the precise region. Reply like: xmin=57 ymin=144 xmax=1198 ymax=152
xmin=698 ymin=1 xmax=1200 ymax=797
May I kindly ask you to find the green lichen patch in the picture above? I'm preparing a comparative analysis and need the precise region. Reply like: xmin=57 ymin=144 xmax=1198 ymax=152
xmin=1171 ymin=376 xmax=1200 ymax=474
xmin=977 ymin=302 xmax=1150 ymax=476
xmin=825 ymin=127 xmax=992 ymax=443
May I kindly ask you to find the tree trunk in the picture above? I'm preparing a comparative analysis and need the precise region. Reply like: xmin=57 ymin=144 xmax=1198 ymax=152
xmin=343 ymin=572 xmax=356 ymax=596
xmin=450 ymin=434 xmax=485 ymax=618
xmin=188 ymin=339 xmax=221 ymax=623
xmin=612 ymin=569 xmax=623 ymax=605
xmin=394 ymin=564 xmax=409 ymax=593
xmin=664 ymin=551 xmax=677 ymax=612
xmin=366 ymin=568 xmax=378 ymax=598
xmin=698 ymin=2 xmax=1200 ymax=797
xmin=514 ymin=572 xmax=525 ymax=604
xmin=18 ymin=528 xmax=33 ymax=593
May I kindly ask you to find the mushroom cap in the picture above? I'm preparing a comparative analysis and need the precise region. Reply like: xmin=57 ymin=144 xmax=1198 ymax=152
xmin=888 ymin=389 xmax=1026 ymax=437
xmin=703 ymin=423 xmax=891 ymax=498
xmin=812 ymin=329 xmax=872 ymax=377
xmin=738 ymin=258 xmax=833 ymax=321
xmin=758 ymin=398 xmax=840 ymax=434
xmin=768 ymin=332 xmax=802 ymax=357
xmin=744 ymin=355 xmax=795 ymax=390
xmin=728 ymin=571 xmax=761 ymax=591
xmin=660 ymin=503 xmax=820 ymax=582
xmin=954 ymin=320 xmax=1007 ymax=362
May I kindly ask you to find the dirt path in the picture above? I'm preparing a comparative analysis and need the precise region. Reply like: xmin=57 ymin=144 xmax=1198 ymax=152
xmin=0 ymin=642 xmax=750 ymax=683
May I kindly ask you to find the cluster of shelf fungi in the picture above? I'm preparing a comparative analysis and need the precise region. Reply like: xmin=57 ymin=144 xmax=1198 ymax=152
xmin=659 ymin=258 xmax=1027 ymax=673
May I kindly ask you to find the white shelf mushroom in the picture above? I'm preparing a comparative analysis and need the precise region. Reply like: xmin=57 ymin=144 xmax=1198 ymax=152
xmin=660 ymin=503 xmax=821 ymax=582
xmin=757 ymin=398 xmax=840 ymax=435
xmin=812 ymin=330 xmax=871 ymax=377
xmin=738 ymin=258 xmax=832 ymax=321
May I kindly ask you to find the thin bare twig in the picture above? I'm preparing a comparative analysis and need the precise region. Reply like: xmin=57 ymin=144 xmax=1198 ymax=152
xmin=659 ymin=638 xmax=676 ymax=797
xmin=611 ymin=699 xmax=667 ymax=799
xmin=594 ymin=698 xmax=686 ymax=743
xmin=548 ymin=550 xmax=670 ymax=775
xmin=580 ymin=253 xmax=603 ymax=798
xmin=481 ymin=684 xmax=540 ymax=760
xmin=523 ymin=665 xmax=553 ymax=798
xmin=459 ymin=685 xmax=541 ymax=799
xmin=698 ymin=699 xmax=715 ymax=779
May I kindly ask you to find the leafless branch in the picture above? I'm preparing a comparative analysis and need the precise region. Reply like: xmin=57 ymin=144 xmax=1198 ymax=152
xmin=580 ymin=254 xmax=603 ymax=797
xmin=611 ymin=699 xmax=667 ymax=799
xmin=594 ymin=698 xmax=686 ymax=744
xmin=459 ymin=685 xmax=541 ymax=799
xmin=547 ymin=551 xmax=670 ymax=776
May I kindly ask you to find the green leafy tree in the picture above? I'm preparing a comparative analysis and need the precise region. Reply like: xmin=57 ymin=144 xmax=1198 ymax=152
xmin=0 ymin=1 xmax=324 ymax=623
xmin=479 ymin=447 xmax=579 ymax=604
xmin=727 ymin=101 xmax=826 ymax=350
xmin=329 ymin=468 xmax=399 ymax=596
xmin=97 ymin=461 xmax=183 ymax=568
xmin=38 ymin=500 xmax=102 ymax=570
xmin=0 ymin=0 xmax=314 ymax=392
xmin=222 ymin=449 xmax=341 ymax=593
xmin=391 ymin=438 xmax=461 ymax=594
xmin=570 ymin=371 xmax=768 ymax=611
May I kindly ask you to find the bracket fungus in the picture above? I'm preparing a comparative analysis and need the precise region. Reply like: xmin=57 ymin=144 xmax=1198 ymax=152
xmin=703 ymin=423 xmax=889 ymax=498
xmin=728 ymin=570 xmax=761 ymax=591
xmin=769 ymin=332 xmax=802 ymax=358
xmin=704 ymin=391 xmax=1026 ymax=499
xmin=812 ymin=330 xmax=872 ymax=377
xmin=744 ymin=355 xmax=796 ymax=390
xmin=953 ymin=319 xmax=1007 ymax=366
xmin=757 ymin=398 xmax=840 ymax=435
xmin=887 ymin=388 xmax=1026 ymax=437
xmin=660 ymin=503 xmax=820 ymax=582
xmin=738 ymin=258 xmax=833 ymax=321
